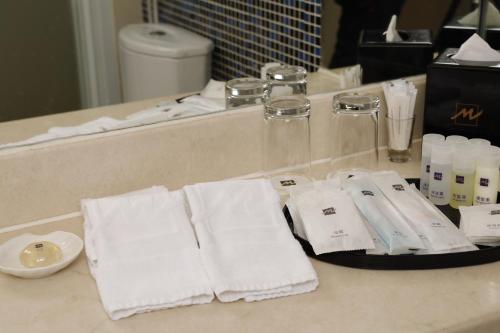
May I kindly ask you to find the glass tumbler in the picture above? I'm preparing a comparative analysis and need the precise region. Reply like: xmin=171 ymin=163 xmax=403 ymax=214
xmin=386 ymin=116 xmax=415 ymax=163
xmin=225 ymin=78 xmax=269 ymax=109
xmin=266 ymin=65 xmax=307 ymax=97
xmin=264 ymin=95 xmax=312 ymax=193
xmin=328 ymin=93 xmax=380 ymax=176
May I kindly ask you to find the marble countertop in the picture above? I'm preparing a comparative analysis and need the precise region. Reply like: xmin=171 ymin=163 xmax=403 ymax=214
xmin=2 ymin=157 xmax=500 ymax=333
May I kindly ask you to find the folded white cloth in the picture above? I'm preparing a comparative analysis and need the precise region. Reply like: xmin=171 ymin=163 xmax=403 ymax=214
xmin=184 ymin=179 xmax=318 ymax=303
xmin=81 ymin=187 xmax=213 ymax=320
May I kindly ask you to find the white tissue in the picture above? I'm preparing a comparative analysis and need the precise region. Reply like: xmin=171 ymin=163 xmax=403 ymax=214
xmin=383 ymin=15 xmax=403 ymax=42
xmin=458 ymin=1 xmax=500 ymax=27
xmin=452 ymin=33 xmax=500 ymax=62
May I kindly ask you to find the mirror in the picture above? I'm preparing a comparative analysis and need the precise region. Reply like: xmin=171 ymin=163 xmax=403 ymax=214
xmin=1 ymin=0 xmax=494 ymax=150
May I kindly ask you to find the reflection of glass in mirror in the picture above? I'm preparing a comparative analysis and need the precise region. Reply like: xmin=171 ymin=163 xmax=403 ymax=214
xmin=225 ymin=78 xmax=269 ymax=109
xmin=266 ymin=65 xmax=308 ymax=97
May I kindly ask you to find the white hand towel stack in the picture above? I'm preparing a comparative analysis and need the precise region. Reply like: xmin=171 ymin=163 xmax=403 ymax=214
xmin=82 ymin=187 xmax=213 ymax=320
xmin=184 ymin=179 xmax=318 ymax=302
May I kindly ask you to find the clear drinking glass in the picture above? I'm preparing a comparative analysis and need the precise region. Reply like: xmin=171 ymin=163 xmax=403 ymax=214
xmin=225 ymin=78 xmax=269 ymax=109
xmin=264 ymin=95 xmax=312 ymax=193
xmin=266 ymin=65 xmax=307 ymax=97
xmin=328 ymin=93 xmax=380 ymax=176
xmin=386 ymin=116 xmax=415 ymax=163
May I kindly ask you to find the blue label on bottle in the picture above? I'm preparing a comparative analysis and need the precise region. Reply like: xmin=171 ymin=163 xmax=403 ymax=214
xmin=480 ymin=178 xmax=489 ymax=187
xmin=434 ymin=172 xmax=442 ymax=181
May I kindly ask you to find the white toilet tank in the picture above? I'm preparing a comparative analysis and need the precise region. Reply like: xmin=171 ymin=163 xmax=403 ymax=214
xmin=119 ymin=23 xmax=213 ymax=102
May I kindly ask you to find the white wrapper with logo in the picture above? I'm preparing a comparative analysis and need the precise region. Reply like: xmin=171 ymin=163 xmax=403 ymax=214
xmin=460 ymin=204 xmax=500 ymax=246
xmin=343 ymin=176 xmax=425 ymax=254
xmin=287 ymin=185 xmax=374 ymax=254
xmin=371 ymin=171 xmax=477 ymax=254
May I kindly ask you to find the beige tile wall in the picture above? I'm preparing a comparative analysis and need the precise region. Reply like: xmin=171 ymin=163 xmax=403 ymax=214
xmin=0 ymin=75 xmax=426 ymax=228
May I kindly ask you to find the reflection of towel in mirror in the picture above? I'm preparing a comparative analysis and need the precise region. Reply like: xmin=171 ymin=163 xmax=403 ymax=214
xmin=48 ymin=117 xmax=125 ymax=137
xmin=458 ymin=1 xmax=500 ymax=27
xmin=0 ymin=80 xmax=227 ymax=150
xmin=0 ymin=117 xmax=127 ymax=150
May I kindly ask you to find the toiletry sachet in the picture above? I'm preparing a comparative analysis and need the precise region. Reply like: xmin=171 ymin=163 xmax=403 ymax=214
xmin=184 ymin=179 xmax=318 ymax=303
xmin=81 ymin=188 xmax=214 ymax=320
xmin=406 ymin=184 xmax=478 ymax=254
xmin=343 ymin=176 xmax=425 ymax=254
xmin=288 ymin=186 xmax=374 ymax=254
xmin=460 ymin=204 xmax=500 ymax=245
xmin=371 ymin=171 xmax=477 ymax=254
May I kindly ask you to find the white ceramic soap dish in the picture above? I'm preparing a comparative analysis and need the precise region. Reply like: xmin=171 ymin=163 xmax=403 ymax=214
xmin=0 ymin=231 xmax=83 ymax=279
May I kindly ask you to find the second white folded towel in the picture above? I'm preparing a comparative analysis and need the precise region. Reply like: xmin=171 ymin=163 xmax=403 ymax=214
xmin=184 ymin=179 xmax=318 ymax=302
xmin=82 ymin=187 xmax=213 ymax=320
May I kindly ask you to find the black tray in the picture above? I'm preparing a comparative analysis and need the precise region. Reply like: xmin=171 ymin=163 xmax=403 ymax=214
xmin=284 ymin=179 xmax=500 ymax=270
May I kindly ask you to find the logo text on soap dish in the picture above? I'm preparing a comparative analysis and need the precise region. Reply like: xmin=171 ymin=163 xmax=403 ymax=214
xmin=280 ymin=180 xmax=296 ymax=186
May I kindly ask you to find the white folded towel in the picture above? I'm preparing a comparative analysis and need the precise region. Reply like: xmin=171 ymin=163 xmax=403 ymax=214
xmin=81 ymin=187 xmax=213 ymax=320
xmin=184 ymin=179 xmax=318 ymax=303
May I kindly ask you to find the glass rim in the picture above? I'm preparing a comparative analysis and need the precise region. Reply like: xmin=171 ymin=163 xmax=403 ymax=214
xmin=266 ymin=65 xmax=307 ymax=81
xmin=264 ymin=95 xmax=310 ymax=118
xmin=332 ymin=92 xmax=380 ymax=114
xmin=225 ymin=78 xmax=269 ymax=97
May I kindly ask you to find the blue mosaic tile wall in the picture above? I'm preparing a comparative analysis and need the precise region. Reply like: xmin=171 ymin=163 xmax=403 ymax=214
xmin=143 ymin=0 xmax=321 ymax=80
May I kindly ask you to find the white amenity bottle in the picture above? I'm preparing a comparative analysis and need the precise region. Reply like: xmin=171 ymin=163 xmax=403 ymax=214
xmin=450 ymin=145 xmax=475 ymax=209
xmin=468 ymin=138 xmax=491 ymax=148
xmin=429 ymin=141 xmax=453 ymax=205
xmin=473 ymin=146 xmax=500 ymax=205
xmin=445 ymin=135 xmax=468 ymax=146
xmin=420 ymin=133 xmax=445 ymax=197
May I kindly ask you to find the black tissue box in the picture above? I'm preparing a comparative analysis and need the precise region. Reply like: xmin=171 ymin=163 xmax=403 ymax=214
xmin=438 ymin=21 xmax=500 ymax=51
xmin=424 ymin=48 xmax=500 ymax=146
xmin=357 ymin=29 xmax=434 ymax=84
